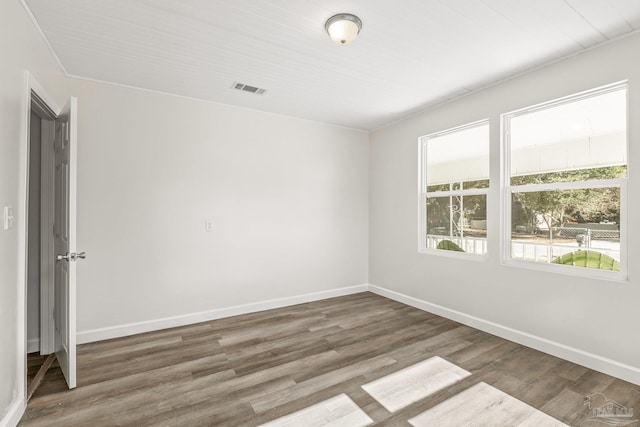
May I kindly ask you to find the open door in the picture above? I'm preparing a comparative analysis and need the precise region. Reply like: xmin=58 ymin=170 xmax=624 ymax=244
xmin=53 ymin=97 xmax=80 ymax=389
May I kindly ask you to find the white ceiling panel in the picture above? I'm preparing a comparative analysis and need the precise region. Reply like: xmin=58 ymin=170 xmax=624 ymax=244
xmin=23 ymin=0 xmax=640 ymax=130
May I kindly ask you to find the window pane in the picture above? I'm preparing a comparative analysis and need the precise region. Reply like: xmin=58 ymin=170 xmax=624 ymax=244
xmin=511 ymin=188 xmax=620 ymax=270
xmin=426 ymin=195 xmax=487 ymax=254
xmin=426 ymin=183 xmax=451 ymax=192
xmin=510 ymin=88 xmax=627 ymax=184
xmin=426 ymin=123 xmax=489 ymax=190
xmin=463 ymin=179 xmax=490 ymax=190
xmin=426 ymin=178 xmax=490 ymax=193
xmin=510 ymin=166 xmax=627 ymax=186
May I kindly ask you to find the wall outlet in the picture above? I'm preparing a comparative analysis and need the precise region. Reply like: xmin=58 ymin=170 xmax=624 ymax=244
xmin=204 ymin=219 xmax=214 ymax=232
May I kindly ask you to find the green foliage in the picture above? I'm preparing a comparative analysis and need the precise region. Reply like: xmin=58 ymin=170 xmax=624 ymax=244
xmin=427 ymin=179 xmax=489 ymax=193
xmin=436 ymin=240 xmax=465 ymax=252
xmin=426 ymin=194 xmax=487 ymax=235
xmin=552 ymin=250 xmax=620 ymax=271
xmin=511 ymin=166 xmax=625 ymax=230
xmin=510 ymin=166 xmax=626 ymax=186
xmin=427 ymin=183 xmax=451 ymax=192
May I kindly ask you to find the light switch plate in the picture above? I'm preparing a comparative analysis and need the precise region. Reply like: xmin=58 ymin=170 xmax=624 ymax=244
xmin=3 ymin=206 xmax=14 ymax=230
xmin=204 ymin=219 xmax=214 ymax=232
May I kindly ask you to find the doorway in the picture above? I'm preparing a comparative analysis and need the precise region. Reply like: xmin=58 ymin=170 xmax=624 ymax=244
xmin=26 ymin=91 xmax=57 ymax=400
xmin=20 ymin=73 xmax=80 ymax=408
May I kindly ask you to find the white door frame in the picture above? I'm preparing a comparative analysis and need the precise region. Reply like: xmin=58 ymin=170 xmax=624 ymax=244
xmin=31 ymin=85 xmax=57 ymax=356
xmin=18 ymin=71 xmax=61 ymax=405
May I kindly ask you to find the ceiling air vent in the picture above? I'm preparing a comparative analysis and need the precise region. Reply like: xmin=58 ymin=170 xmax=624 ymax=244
xmin=232 ymin=82 xmax=267 ymax=95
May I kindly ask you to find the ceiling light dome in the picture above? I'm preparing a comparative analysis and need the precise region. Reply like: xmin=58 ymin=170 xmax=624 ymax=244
xmin=325 ymin=13 xmax=362 ymax=45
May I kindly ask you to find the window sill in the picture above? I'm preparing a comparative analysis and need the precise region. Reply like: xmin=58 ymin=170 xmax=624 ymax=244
xmin=418 ymin=248 xmax=489 ymax=262
xmin=502 ymin=258 xmax=628 ymax=283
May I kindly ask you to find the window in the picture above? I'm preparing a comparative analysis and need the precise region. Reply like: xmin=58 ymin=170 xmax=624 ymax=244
xmin=503 ymin=84 xmax=627 ymax=276
xmin=419 ymin=121 xmax=490 ymax=256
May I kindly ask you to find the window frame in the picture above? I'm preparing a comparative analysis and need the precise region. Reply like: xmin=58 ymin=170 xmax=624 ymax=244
xmin=418 ymin=119 xmax=490 ymax=259
xmin=501 ymin=82 xmax=629 ymax=280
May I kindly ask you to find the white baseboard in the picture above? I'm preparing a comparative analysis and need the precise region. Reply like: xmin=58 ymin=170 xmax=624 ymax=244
xmin=0 ymin=396 xmax=25 ymax=427
xmin=369 ymin=284 xmax=640 ymax=386
xmin=74 ymin=282 xmax=640 ymax=386
xmin=27 ymin=338 xmax=39 ymax=354
xmin=77 ymin=284 xmax=369 ymax=344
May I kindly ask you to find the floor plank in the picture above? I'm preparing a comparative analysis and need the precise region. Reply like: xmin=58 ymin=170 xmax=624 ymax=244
xmin=257 ymin=393 xmax=373 ymax=427
xmin=362 ymin=357 xmax=471 ymax=413
xmin=408 ymin=382 xmax=569 ymax=426
xmin=26 ymin=354 xmax=55 ymax=402
xmin=19 ymin=292 xmax=640 ymax=426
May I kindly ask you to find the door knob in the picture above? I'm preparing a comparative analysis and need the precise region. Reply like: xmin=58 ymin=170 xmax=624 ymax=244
xmin=57 ymin=252 xmax=87 ymax=262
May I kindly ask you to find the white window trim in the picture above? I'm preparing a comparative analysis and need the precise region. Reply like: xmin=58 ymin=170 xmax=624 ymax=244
xmin=501 ymin=82 xmax=629 ymax=281
xmin=418 ymin=119 xmax=490 ymax=258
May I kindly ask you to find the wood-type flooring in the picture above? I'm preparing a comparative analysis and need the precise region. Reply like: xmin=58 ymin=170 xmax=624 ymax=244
xmin=19 ymin=292 xmax=640 ymax=426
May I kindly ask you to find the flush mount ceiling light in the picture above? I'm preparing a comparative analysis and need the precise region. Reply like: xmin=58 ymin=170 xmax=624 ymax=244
xmin=325 ymin=13 xmax=362 ymax=45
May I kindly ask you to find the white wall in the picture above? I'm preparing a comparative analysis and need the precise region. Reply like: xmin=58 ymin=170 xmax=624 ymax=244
xmin=70 ymin=78 xmax=369 ymax=336
xmin=0 ymin=1 xmax=68 ymax=424
xmin=370 ymin=33 xmax=640 ymax=379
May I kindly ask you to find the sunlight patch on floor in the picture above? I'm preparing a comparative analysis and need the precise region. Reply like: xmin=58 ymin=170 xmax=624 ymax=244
xmin=409 ymin=382 xmax=569 ymax=426
xmin=362 ymin=356 xmax=472 ymax=413
xmin=257 ymin=393 xmax=373 ymax=427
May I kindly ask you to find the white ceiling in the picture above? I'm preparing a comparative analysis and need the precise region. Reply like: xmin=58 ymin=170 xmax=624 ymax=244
xmin=23 ymin=0 xmax=640 ymax=131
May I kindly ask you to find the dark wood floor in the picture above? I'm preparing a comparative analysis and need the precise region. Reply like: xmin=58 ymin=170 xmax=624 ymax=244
xmin=20 ymin=292 xmax=639 ymax=426
xmin=26 ymin=353 xmax=48 ymax=389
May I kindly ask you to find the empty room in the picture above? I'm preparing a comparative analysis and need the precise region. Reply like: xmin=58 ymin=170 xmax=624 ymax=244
xmin=2 ymin=1 xmax=640 ymax=426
